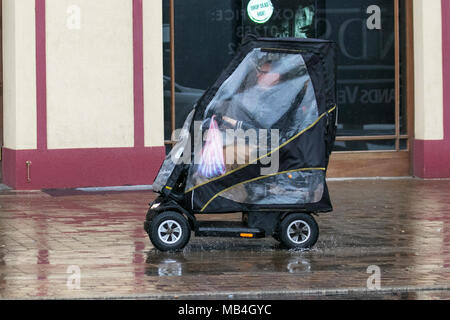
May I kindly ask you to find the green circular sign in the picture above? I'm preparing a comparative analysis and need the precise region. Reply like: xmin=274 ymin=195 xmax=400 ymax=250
xmin=247 ymin=0 xmax=274 ymax=24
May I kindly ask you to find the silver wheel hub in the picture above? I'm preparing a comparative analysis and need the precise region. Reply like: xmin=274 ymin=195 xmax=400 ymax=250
xmin=158 ymin=220 xmax=182 ymax=245
xmin=287 ymin=220 xmax=311 ymax=244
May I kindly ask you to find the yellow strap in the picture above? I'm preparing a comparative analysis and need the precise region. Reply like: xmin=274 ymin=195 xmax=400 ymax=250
xmin=186 ymin=105 xmax=336 ymax=194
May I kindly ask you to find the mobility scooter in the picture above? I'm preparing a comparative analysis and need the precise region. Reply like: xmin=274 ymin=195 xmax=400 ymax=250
xmin=144 ymin=37 xmax=337 ymax=251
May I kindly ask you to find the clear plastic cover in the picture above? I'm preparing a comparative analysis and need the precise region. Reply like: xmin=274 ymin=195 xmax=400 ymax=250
xmin=218 ymin=170 xmax=325 ymax=205
xmin=152 ymin=109 xmax=195 ymax=193
xmin=186 ymin=48 xmax=319 ymax=192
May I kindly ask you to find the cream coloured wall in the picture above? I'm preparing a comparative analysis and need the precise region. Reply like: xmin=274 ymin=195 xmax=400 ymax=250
xmin=143 ymin=0 xmax=164 ymax=147
xmin=2 ymin=0 xmax=37 ymax=150
xmin=413 ymin=0 xmax=444 ymax=141
xmin=46 ymin=0 xmax=135 ymax=149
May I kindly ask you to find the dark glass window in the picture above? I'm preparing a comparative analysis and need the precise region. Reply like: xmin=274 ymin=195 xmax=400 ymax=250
xmin=163 ymin=0 xmax=407 ymax=152
xmin=163 ymin=0 xmax=242 ymax=144
xmin=320 ymin=0 xmax=396 ymax=138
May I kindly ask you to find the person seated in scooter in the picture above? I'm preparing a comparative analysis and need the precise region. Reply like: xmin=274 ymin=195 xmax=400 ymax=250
xmin=220 ymin=60 xmax=283 ymax=130
xmin=219 ymin=59 xmax=311 ymax=135
xmin=213 ymin=58 xmax=319 ymax=204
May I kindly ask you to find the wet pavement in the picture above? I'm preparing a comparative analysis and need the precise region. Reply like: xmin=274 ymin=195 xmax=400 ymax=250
xmin=0 ymin=178 xmax=450 ymax=299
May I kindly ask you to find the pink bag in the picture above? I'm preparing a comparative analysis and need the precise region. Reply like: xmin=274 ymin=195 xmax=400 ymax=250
xmin=198 ymin=116 xmax=226 ymax=178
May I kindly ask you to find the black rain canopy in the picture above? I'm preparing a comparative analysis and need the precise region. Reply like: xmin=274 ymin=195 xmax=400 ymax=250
xmin=153 ymin=37 xmax=337 ymax=214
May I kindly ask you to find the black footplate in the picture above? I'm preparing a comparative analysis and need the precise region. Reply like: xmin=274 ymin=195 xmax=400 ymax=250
xmin=195 ymin=221 xmax=265 ymax=238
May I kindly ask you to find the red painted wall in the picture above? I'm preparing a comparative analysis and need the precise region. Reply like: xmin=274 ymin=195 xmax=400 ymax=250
xmin=2 ymin=147 xmax=165 ymax=190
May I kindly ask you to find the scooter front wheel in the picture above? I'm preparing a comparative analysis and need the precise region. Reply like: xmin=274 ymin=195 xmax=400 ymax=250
xmin=149 ymin=211 xmax=191 ymax=252
xmin=279 ymin=213 xmax=319 ymax=249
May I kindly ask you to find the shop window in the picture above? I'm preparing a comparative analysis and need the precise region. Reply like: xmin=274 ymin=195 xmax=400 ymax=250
xmin=163 ymin=0 xmax=410 ymax=154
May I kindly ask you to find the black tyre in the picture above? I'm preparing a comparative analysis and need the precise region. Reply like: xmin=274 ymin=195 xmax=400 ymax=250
xmin=279 ymin=213 xmax=319 ymax=249
xmin=149 ymin=211 xmax=191 ymax=252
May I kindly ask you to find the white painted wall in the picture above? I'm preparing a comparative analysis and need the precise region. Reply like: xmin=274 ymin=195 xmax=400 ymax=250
xmin=414 ymin=0 xmax=444 ymax=140
xmin=2 ymin=0 xmax=37 ymax=150
xmin=143 ymin=0 xmax=164 ymax=147
xmin=46 ymin=0 xmax=134 ymax=149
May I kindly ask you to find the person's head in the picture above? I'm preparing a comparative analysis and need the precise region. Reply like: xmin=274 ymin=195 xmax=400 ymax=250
xmin=256 ymin=61 xmax=281 ymax=88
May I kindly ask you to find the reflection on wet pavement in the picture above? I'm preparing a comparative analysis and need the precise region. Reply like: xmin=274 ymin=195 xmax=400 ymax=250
xmin=145 ymin=247 xmax=314 ymax=277
xmin=0 ymin=179 xmax=450 ymax=299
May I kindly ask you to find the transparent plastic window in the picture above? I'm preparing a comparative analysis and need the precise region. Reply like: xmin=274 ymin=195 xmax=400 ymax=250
xmin=186 ymin=48 xmax=319 ymax=191
xmin=218 ymin=170 xmax=325 ymax=205
xmin=152 ymin=109 xmax=195 ymax=193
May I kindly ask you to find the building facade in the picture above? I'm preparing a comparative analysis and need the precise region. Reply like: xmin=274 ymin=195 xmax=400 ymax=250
xmin=0 ymin=0 xmax=449 ymax=190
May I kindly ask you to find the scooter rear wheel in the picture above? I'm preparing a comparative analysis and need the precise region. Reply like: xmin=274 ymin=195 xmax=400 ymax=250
xmin=279 ymin=213 xmax=319 ymax=249
xmin=149 ymin=211 xmax=191 ymax=252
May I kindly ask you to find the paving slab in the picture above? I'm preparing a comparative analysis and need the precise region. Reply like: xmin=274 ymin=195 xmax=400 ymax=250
xmin=0 ymin=178 xmax=449 ymax=299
